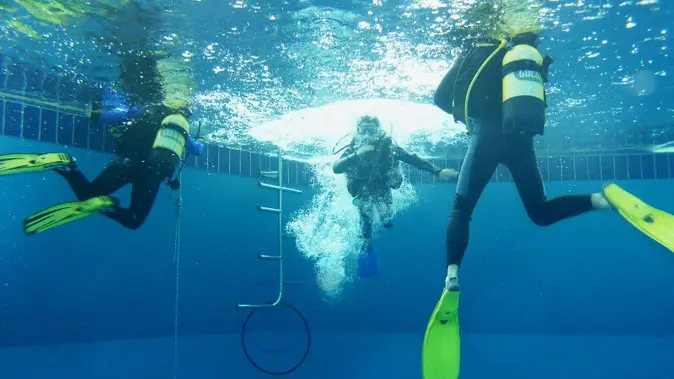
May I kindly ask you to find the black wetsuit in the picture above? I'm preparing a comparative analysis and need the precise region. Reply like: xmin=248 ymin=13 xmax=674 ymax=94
xmin=435 ymin=40 xmax=595 ymax=267
xmin=334 ymin=136 xmax=441 ymax=252
xmin=57 ymin=107 xmax=179 ymax=230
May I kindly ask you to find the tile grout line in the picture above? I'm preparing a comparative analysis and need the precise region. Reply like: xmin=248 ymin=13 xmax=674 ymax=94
xmin=55 ymin=108 xmax=60 ymax=145
xmin=56 ymin=76 xmax=61 ymax=106
xmin=86 ymin=115 xmax=91 ymax=150
xmin=70 ymin=115 xmax=75 ymax=147
xmin=612 ymin=154 xmax=616 ymax=181
xmin=1 ymin=99 xmax=5 ymax=135
xmin=22 ymin=66 xmax=27 ymax=96
xmin=37 ymin=106 xmax=42 ymax=141
xmin=640 ymin=154 xmax=644 ymax=179
xmin=40 ymin=70 xmax=46 ymax=101
xmin=651 ymin=134 xmax=658 ymax=179
xmin=625 ymin=155 xmax=630 ymax=179
xmin=20 ymin=102 xmax=25 ymax=138
xmin=217 ymin=146 xmax=221 ymax=173
xmin=2 ymin=56 xmax=8 ymax=89
xmin=573 ymin=154 xmax=577 ymax=181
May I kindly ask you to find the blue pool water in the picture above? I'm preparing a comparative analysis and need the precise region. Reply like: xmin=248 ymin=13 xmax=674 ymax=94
xmin=1 ymin=136 xmax=673 ymax=378
xmin=1 ymin=0 xmax=674 ymax=378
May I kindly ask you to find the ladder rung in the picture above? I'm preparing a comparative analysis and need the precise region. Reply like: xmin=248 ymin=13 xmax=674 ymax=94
xmin=284 ymin=280 xmax=303 ymax=285
xmin=282 ymin=232 xmax=295 ymax=239
xmin=259 ymin=182 xmax=303 ymax=194
xmin=259 ymin=254 xmax=281 ymax=260
xmin=260 ymin=171 xmax=279 ymax=179
xmin=258 ymin=206 xmax=281 ymax=213
xmin=236 ymin=302 xmax=279 ymax=309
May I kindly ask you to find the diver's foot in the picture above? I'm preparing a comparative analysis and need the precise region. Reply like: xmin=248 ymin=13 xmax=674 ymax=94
xmin=437 ymin=287 xmax=460 ymax=324
xmin=99 ymin=196 xmax=121 ymax=213
xmin=591 ymin=192 xmax=611 ymax=210
xmin=444 ymin=264 xmax=460 ymax=292
xmin=445 ymin=278 xmax=460 ymax=292
xmin=53 ymin=156 xmax=78 ymax=174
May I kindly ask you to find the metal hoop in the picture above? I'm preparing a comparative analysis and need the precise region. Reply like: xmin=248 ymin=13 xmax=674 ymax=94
xmin=240 ymin=302 xmax=311 ymax=376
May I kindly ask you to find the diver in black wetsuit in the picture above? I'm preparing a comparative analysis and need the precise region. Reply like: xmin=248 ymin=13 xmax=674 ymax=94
xmin=333 ymin=115 xmax=456 ymax=277
xmin=56 ymin=107 xmax=201 ymax=230
xmin=434 ymin=32 xmax=611 ymax=290
xmin=0 ymin=2 xmax=203 ymax=236
xmin=0 ymin=51 xmax=203 ymax=236
xmin=54 ymin=51 xmax=203 ymax=231
xmin=422 ymin=10 xmax=673 ymax=376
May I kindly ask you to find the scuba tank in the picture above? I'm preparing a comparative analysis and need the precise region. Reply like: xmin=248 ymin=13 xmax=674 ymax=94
xmin=458 ymin=33 xmax=552 ymax=135
xmin=167 ymin=119 xmax=202 ymax=190
xmin=151 ymin=114 xmax=190 ymax=179
xmin=501 ymin=34 xmax=547 ymax=135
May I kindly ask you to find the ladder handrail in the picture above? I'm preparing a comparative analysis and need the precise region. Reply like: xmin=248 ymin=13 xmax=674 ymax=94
xmin=237 ymin=149 xmax=303 ymax=309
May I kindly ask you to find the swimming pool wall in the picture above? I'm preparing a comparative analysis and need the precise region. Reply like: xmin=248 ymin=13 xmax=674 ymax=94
xmin=2 ymin=52 xmax=674 ymax=186
xmin=2 ymin=53 xmax=674 ymax=379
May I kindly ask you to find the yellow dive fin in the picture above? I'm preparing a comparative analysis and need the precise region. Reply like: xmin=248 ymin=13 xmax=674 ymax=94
xmin=603 ymin=183 xmax=674 ymax=253
xmin=0 ymin=153 xmax=73 ymax=176
xmin=24 ymin=196 xmax=116 ymax=236
xmin=422 ymin=289 xmax=461 ymax=379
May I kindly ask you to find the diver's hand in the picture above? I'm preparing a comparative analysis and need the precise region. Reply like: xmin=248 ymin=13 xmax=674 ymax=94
xmin=356 ymin=145 xmax=375 ymax=156
xmin=437 ymin=168 xmax=458 ymax=180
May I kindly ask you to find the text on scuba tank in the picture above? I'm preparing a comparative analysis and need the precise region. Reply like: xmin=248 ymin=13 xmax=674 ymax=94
xmin=515 ymin=70 xmax=542 ymax=82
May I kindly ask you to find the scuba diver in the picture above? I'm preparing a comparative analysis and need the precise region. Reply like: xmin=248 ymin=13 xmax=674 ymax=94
xmin=431 ymin=31 xmax=614 ymax=292
xmin=332 ymin=115 xmax=457 ymax=278
xmin=0 ymin=50 xmax=203 ymax=235
xmin=422 ymin=16 xmax=674 ymax=379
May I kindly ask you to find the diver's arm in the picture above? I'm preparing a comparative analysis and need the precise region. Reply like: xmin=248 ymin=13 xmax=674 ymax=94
xmin=394 ymin=146 xmax=442 ymax=175
xmin=332 ymin=146 xmax=359 ymax=174
xmin=186 ymin=134 xmax=204 ymax=157
xmin=98 ymin=105 xmax=142 ymax=124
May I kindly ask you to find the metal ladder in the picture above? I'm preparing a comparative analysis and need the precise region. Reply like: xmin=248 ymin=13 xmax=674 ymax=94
xmin=237 ymin=150 xmax=303 ymax=309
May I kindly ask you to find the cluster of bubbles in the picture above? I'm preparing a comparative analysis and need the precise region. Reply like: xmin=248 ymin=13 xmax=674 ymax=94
xmin=286 ymin=158 xmax=418 ymax=300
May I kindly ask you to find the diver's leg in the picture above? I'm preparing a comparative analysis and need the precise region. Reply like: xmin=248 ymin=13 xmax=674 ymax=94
xmin=103 ymin=164 xmax=167 ymax=230
xmin=503 ymin=136 xmax=608 ymax=227
xmin=378 ymin=190 xmax=394 ymax=228
xmin=445 ymin=128 xmax=499 ymax=289
xmin=356 ymin=195 xmax=381 ymax=278
xmin=56 ymin=158 xmax=131 ymax=200
xmin=359 ymin=200 xmax=374 ymax=252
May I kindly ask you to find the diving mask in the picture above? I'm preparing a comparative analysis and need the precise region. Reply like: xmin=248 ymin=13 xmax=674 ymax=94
xmin=356 ymin=116 xmax=382 ymax=137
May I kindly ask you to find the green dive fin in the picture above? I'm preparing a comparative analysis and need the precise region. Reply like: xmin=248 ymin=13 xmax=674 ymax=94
xmin=24 ymin=196 xmax=116 ymax=236
xmin=0 ymin=153 xmax=73 ymax=176
xmin=603 ymin=183 xmax=674 ymax=253
xmin=422 ymin=289 xmax=461 ymax=379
